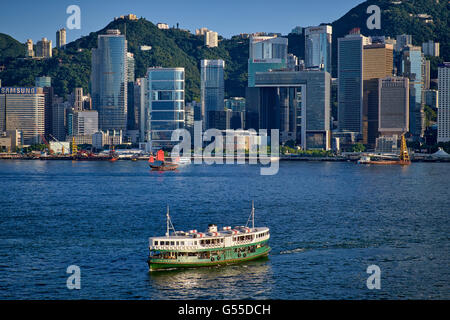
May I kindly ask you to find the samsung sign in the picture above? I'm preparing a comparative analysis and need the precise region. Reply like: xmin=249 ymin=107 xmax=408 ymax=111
xmin=0 ymin=87 xmax=38 ymax=94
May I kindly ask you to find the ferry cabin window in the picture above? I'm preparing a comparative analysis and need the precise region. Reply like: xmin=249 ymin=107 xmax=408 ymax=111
xmin=181 ymin=241 xmax=185 ymax=246
xmin=154 ymin=241 xmax=158 ymax=245
xmin=170 ymin=241 xmax=175 ymax=246
xmin=176 ymin=241 xmax=179 ymax=246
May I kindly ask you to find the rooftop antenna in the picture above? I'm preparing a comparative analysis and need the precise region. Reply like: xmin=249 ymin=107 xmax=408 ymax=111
xmin=166 ymin=205 xmax=176 ymax=237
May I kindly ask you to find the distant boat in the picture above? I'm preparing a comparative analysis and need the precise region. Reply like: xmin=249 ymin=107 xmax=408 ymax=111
xmin=149 ymin=150 xmax=178 ymax=171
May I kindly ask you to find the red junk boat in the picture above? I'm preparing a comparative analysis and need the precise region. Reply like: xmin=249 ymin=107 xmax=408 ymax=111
xmin=148 ymin=150 xmax=178 ymax=171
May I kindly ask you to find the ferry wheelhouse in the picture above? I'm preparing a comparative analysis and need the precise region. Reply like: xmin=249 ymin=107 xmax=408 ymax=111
xmin=147 ymin=203 xmax=270 ymax=271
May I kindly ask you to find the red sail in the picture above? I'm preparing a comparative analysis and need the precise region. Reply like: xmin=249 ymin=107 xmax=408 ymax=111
xmin=148 ymin=155 xmax=154 ymax=163
xmin=156 ymin=150 xmax=165 ymax=162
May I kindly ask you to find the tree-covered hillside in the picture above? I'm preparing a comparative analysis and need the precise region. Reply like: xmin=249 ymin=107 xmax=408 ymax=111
xmin=0 ymin=0 xmax=448 ymax=99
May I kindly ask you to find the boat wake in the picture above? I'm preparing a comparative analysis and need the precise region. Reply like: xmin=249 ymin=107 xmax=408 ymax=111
xmin=279 ymin=248 xmax=306 ymax=255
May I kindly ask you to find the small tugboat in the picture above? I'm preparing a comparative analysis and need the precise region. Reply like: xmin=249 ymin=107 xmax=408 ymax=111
xmin=147 ymin=202 xmax=271 ymax=271
xmin=148 ymin=150 xmax=178 ymax=171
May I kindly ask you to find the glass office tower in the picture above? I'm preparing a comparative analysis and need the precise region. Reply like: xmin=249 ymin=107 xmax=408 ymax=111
xmin=400 ymin=45 xmax=426 ymax=138
xmin=338 ymin=32 xmax=370 ymax=134
xmin=248 ymin=35 xmax=288 ymax=87
xmin=145 ymin=68 xmax=185 ymax=149
xmin=91 ymin=29 xmax=127 ymax=132
xmin=201 ymin=59 xmax=225 ymax=129
xmin=305 ymin=25 xmax=332 ymax=74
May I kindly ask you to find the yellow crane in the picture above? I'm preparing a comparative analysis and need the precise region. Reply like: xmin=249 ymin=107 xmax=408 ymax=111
xmin=71 ymin=137 xmax=78 ymax=156
xmin=399 ymin=134 xmax=411 ymax=165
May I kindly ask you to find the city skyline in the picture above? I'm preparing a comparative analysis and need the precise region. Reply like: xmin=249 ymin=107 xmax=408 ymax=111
xmin=0 ymin=0 xmax=363 ymax=44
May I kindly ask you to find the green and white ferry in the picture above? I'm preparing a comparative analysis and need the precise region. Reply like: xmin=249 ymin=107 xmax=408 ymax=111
xmin=147 ymin=203 xmax=270 ymax=271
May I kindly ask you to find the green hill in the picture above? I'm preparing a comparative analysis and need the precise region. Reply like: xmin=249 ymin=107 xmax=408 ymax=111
xmin=0 ymin=33 xmax=25 ymax=63
xmin=0 ymin=0 xmax=448 ymax=99
xmin=329 ymin=0 xmax=449 ymax=76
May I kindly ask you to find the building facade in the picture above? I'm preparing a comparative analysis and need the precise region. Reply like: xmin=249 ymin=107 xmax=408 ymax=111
xmin=400 ymin=45 xmax=426 ymax=138
xmin=205 ymin=31 xmax=218 ymax=48
xmin=304 ymin=25 xmax=332 ymax=74
xmin=201 ymin=59 xmax=225 ymax=129
xmin=437 ymin=63 xmax=450 ymax=143
xmin=254 ymin=70 xmax=331 ymax=150
xmin=56 ymin=28 xmax=66 ymax=48
xmin=422 ymin=40 xmax=440 ymax=57
xmin=145 ymin=67 xmax=185 ymax=149
xmin=91 ymin=29 xmax=128 ymax=132
xmin=362 ymin=43 xmax=394 ymax=146
xmin=0 ymin=87 xmax=45 ymax=145
xmin=338 ymin=32 xmax=370 ymax=134
xmin=378 ymin=77 xmax=409 ymax=136
xmin=36 ymin=38 xmax=52 ymax=58
xmin=73 ymin=111 xmax=99 ymax=135
xmin=248 ymin=35 xmax=288 ymax=87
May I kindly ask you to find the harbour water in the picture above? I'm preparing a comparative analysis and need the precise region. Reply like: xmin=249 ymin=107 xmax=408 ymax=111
xmin=0 ymin=160 xmax=448 ymax=299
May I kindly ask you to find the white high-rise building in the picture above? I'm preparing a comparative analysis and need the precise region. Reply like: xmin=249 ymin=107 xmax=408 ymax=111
xmin=56 ymin=28 xmax=66 ymax=48
xmin=437 ymin=63 xmax=450 ymax=143
xmin=36 ymin=38 xmax=52 ymax=58
xmin=205 ymin=31 xmax=218 ymax=48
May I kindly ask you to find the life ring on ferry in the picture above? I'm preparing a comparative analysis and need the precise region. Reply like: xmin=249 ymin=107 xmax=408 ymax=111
xmin=243 ymin=253 xmax=247 ymax=258
xmin=217 ymin=256 xmax=221 ymax=261
xmin=211 ymin=257 xmax=215 ymax=262
xmin=238 ymin=253 xmax=241 ymax=257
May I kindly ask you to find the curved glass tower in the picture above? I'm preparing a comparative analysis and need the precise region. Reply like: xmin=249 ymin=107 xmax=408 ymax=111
xmin=145 ymin=68 xmax=185 ymax=149
xmin=91 ymin=30 xmax=127 ymax=132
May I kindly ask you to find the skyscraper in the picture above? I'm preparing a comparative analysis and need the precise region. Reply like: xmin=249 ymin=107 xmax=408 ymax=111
xmin=338 ymin=31 xmax=370 ymax=134
xmin=0 ymin=87 xmax=45 ymax=145
xmin=126 ymin=52 xmax=137 ymax=132
xmin=56 ymin=28 xmax=66 ymax=49
xmin=145 ymin=67 xmax=185 ymax=149
xmin=201 ymin=59 xmax=225 ymax=129
xmin=362 ymin=43 xmax=394 ymax=145
xmin=400 ymin=45 xmax=426 ymax=138
xmin=378 ymin=77 xmax=409 ymax=135
xmin=304 ymin=25 xmax=332 ymax=74
xmin=248 ymin=35 xmax=288 ymax=87
xmin=437 ymin=63 xmax=450 ymax=143
xmin=91 ymin=29 xmax=128 ymax=132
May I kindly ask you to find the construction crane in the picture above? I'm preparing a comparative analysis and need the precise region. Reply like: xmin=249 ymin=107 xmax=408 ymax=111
xmin=399 ymin=134 xmax=411 ymax=165
xmin=39 ymin=134 xmax=52 ymax=154
xmin=71 ymin=137 xmax=78 ymax=156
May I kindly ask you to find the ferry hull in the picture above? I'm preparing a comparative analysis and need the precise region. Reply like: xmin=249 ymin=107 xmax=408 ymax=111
xmin=148 ymin=247 xmax=270 ymax=271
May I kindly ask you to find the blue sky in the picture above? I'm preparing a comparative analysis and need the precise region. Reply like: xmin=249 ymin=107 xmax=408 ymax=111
xmin=0 ymin=0 xmax=364 ymax=44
